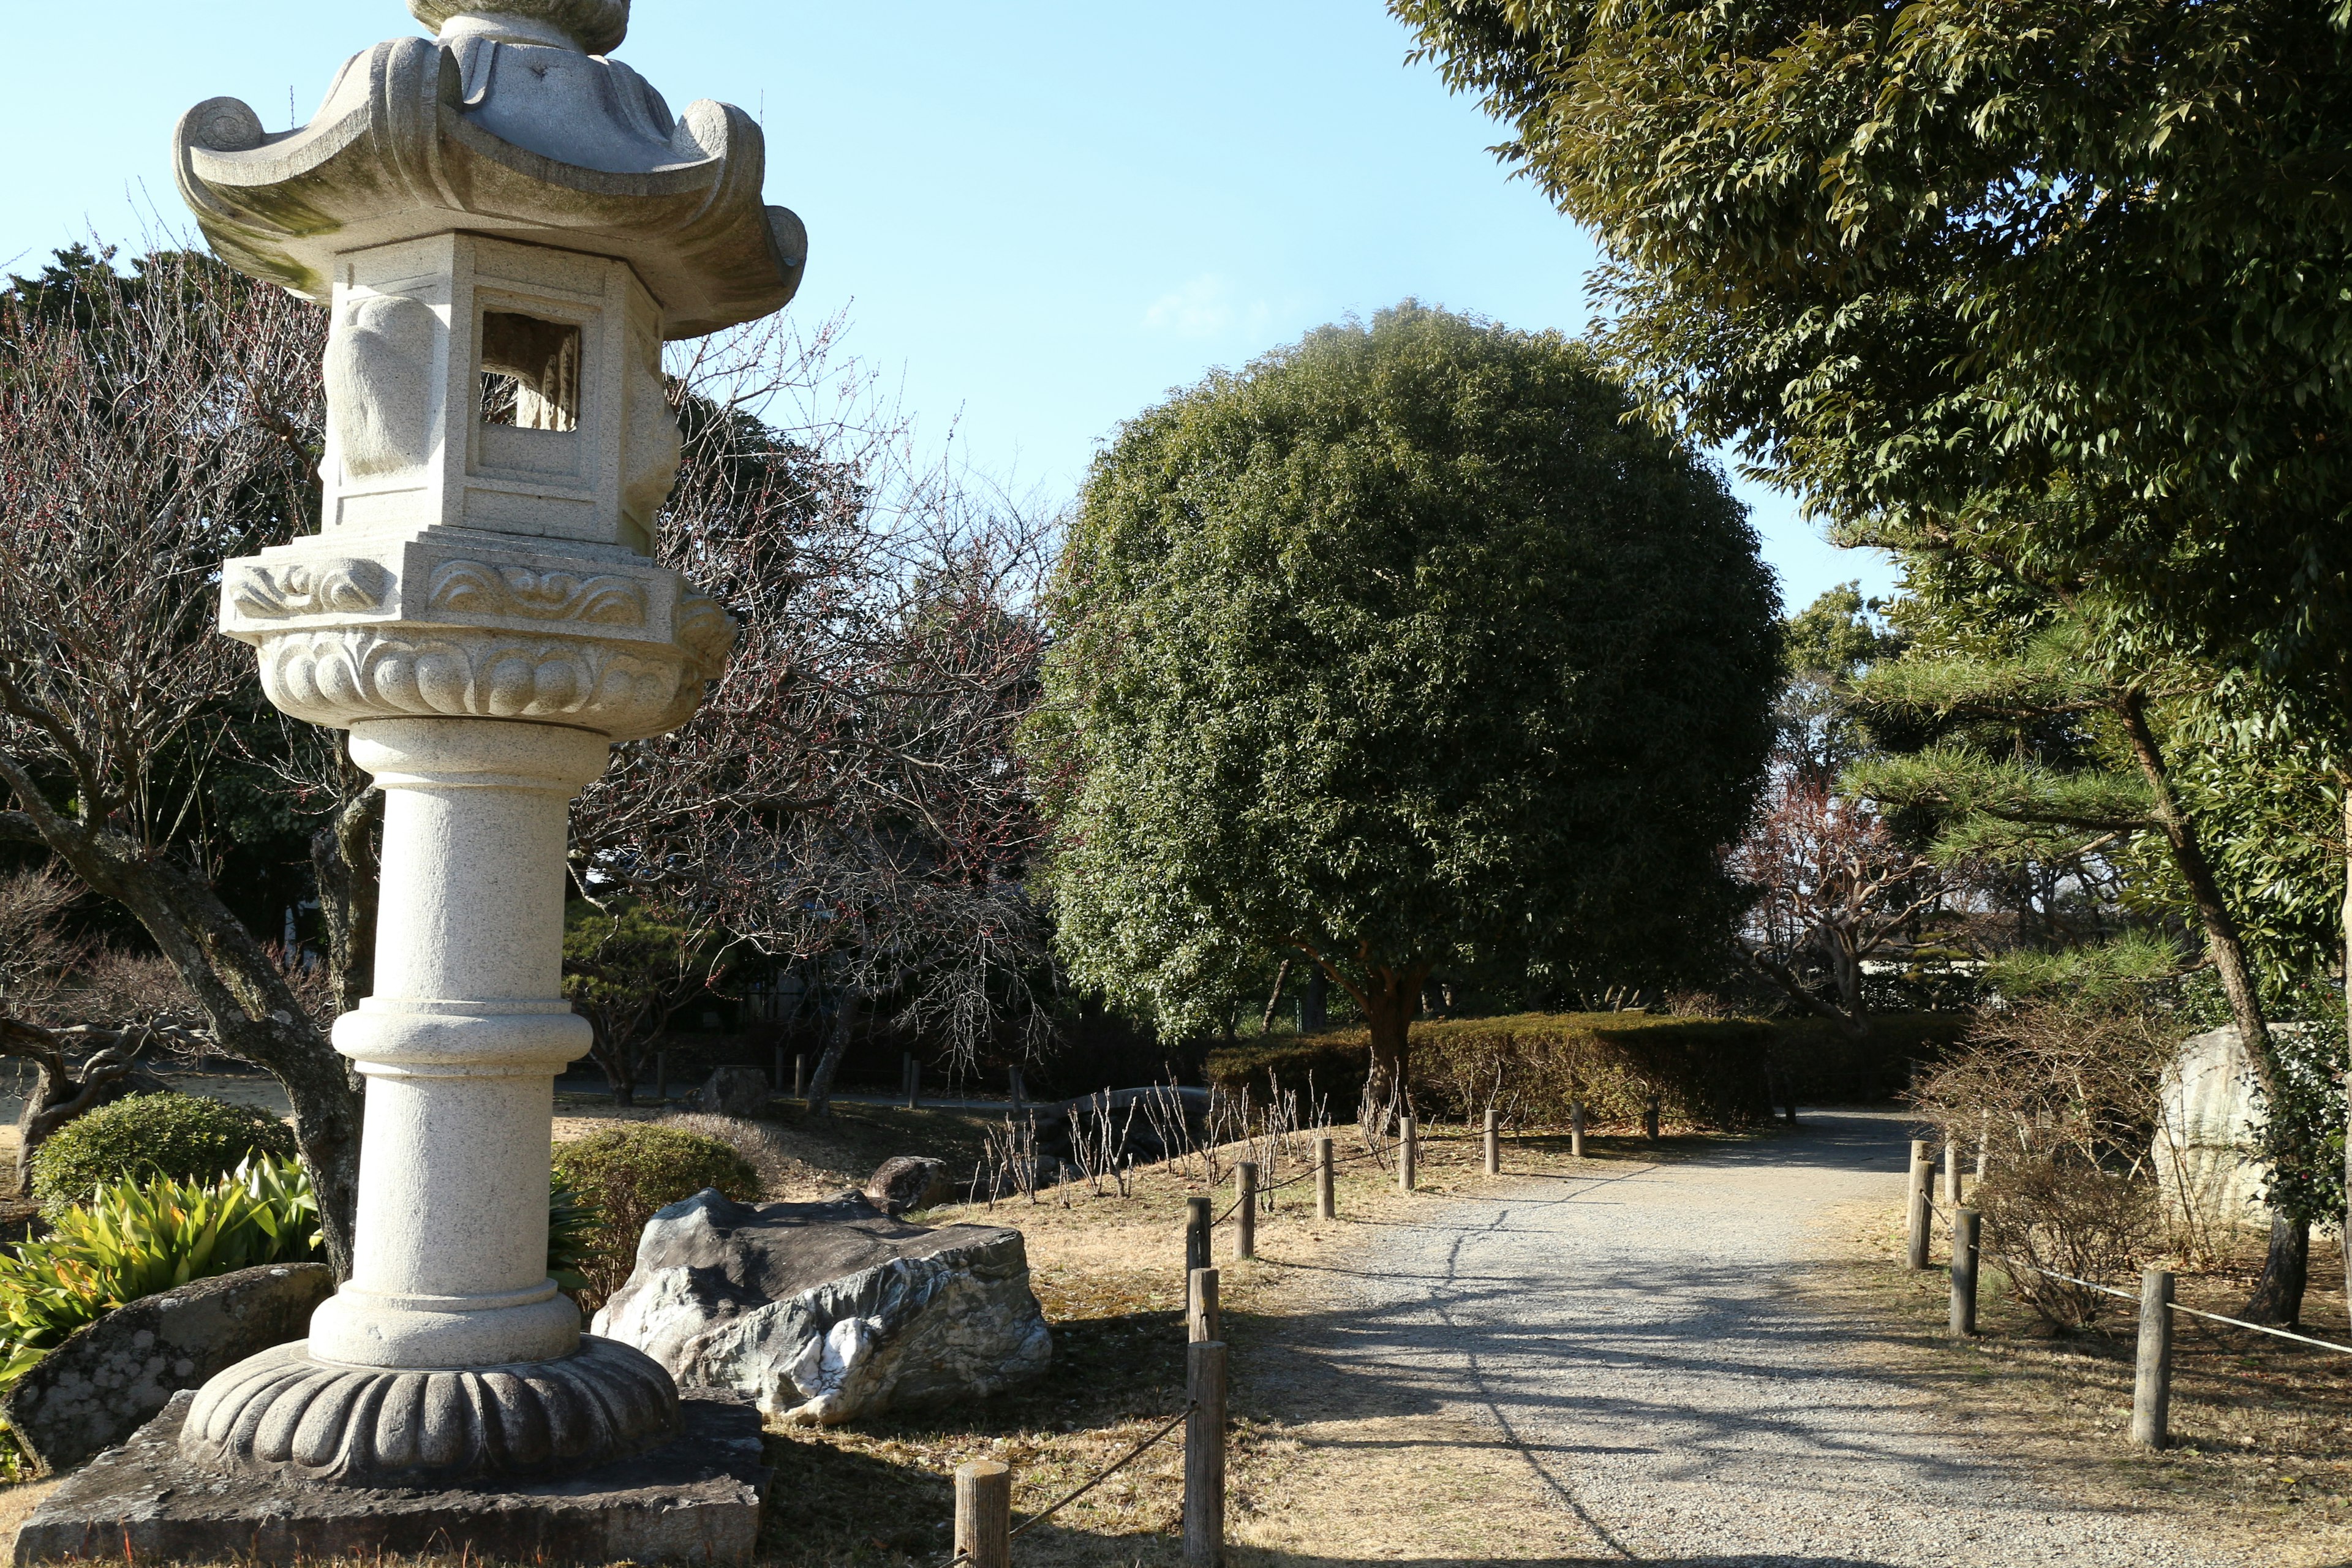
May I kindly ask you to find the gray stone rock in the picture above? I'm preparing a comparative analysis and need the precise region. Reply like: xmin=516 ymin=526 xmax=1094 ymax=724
xmin=2 ymin=1262 xmax=332 ymax=1476
xmin=695 ymin=1067 xmax=773 ymax=1119
xmin=592 ymin=1191 xmax=1051 ymax=1426
xmin=864 ymin=1155 xmax=953 ymax=1215
xmin=13 ymin=1388 xmax=766 ymax=1567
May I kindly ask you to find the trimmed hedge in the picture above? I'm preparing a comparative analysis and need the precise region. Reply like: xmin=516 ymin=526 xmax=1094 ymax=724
xmin=1207 ymin=1011 xmax=1972 ymax=1131
xmin=29 ymin=1093 xmax=298 ymax=1219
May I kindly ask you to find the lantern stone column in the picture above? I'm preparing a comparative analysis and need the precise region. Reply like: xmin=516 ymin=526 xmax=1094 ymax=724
xmin=164 ymin=0 xmax=805 ymax=1489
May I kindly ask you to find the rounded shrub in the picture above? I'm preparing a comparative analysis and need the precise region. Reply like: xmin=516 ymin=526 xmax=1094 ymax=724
xmin=29 ymin=1093 xmax=298 ymax=1219
xmin=550 ymin=1125 xmax=761 ymax=1308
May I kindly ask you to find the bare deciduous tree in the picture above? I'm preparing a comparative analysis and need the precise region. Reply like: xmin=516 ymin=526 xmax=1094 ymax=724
xmin=1728 ymin=770 xmax=1948 ymax=1036
xmin=571 ymin=318 xmax=1057 ymax=1115
xmin=0 ymin=248 xmax=366 ymax=1272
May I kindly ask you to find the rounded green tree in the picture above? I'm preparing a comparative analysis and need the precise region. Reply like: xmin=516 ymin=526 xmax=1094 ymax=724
xmin=1031 ymin=304 xmax=1781 ymax=1093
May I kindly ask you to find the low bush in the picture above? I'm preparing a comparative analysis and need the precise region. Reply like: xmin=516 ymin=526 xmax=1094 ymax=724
xmin=551 ymin=1125 xmax=761 ymax=1310
xmin=0 ymin=1155 xmax=320 ymax=1397
xmin=1975 ymin=1157 xmax=2163 ymax=1329
xmin=1915 ymin=997 xmax=2179 ymax=1326
xmin=29 ymin=1093 xmax=296 ymax=1219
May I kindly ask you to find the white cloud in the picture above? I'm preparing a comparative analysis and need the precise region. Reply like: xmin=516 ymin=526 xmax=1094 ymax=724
xmin=1142 ymin=273 xmax=1271 ymax=340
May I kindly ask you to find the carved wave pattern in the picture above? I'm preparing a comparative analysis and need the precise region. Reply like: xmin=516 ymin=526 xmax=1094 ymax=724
xmin=260 ymin=628 xmax=686 ymax=736
xmin=676 ymin=595 xmax=737 ymax=683
xmin=179 ymin=1336 xmax=680 ymax=1487
xmin=428 ymin=561 xmax=649 ymax=626
xmin=231 ymin=559 xmax=393 ymax=619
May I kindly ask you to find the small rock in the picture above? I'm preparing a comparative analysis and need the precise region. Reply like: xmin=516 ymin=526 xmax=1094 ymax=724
xmin=594 ymin=1190 xmax=1050 ymax=1427
xmin=2 ymin=1262 xmax=333 ymax=1475
xmin=694 ymin=1067 xmax=771 ymax=1118
xmin=864 ymin=1156 xmax=952 ymax=1215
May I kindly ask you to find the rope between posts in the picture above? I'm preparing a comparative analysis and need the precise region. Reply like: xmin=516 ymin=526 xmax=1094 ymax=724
xmin=1923 ymin=1216 xmax=2352 ymax=1357
xmin=1009 ymin=1402 xmax=1194 ymax=1539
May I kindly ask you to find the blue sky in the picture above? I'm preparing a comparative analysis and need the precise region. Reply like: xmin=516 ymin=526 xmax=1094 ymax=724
xmin=6 ymin=1 xmax=1893 ymax=612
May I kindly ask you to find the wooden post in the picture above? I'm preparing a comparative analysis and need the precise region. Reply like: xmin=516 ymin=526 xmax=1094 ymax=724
xmin=1943 ymin=1137 xmax=1961 ymax=1205
xmin=1975 ymin=1113 xmax=1990 ymax=1183
xmin=954 ymin=1460 xmax=1012 ymax=1568
xmin=1905 ymin=1139 xmax=1934 ymax=1270
xmin=655 ymin=1051 xmax=668 ymax=1102
xmin=1315 ymin=1134 xmax=1335 ymax=1219
xmin=907 ymin=1058 xmax=921 ymax=1111
xmin=1186 ymin=1196 xmax=1212 ymax=1281
xmin=1643 ymin=1093 xmax=1661 ymax=1142
xmin=1188 ymin=1266 xmax=1221 ymax=1343
xmin=1570 ymin=1102 xmax=1586 ymax=1160
xmin=1399 ymin=1116 xmax=1417 ymax=1192
xmin=1009 ymin=1064 xmax=1025 ymax=1113
xmin=1236 ymin=1163 xmax=1257 ymax=1259
xmin=2132 ymin=1267 xmax=2175 ymax=1450
xmin=1483 ymin=1107 xmax=1500 ymax=1175
xmin=793 ymin=1052 xmax=807 ymax=1098
xmin=1185 ymin=1340 xmax=1227 ymax=1567
xmin=901 ymin=1052 xmax=914 ymax=1101
xmin=1949 ymin=1207 xmax=1980 ymax=1338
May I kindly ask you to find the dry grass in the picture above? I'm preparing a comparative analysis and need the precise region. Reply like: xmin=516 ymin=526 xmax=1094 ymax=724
xmin=1815 ymin=1196 xmax=2352 ymax=1568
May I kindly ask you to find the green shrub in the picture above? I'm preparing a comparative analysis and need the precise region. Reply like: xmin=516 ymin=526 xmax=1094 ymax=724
xmin=551 ymin=1125 xmax=761 ymax=1309
xmin=29 ymin=1093 xmax=298 ymax=1219
xmin=1210 ymin=1010 xmax=1972 ymax=1130
xmin=0 ymin=1155 xmax=319 ymax=1390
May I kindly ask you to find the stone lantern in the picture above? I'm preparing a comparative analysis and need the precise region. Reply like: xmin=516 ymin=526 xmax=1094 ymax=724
xmin=167 ymin=0 xmax=793 ymax=1491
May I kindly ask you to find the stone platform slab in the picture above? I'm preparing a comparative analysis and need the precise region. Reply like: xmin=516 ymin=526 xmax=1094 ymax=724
xmin=13 ymin=1389 xmax=769 ymax=1566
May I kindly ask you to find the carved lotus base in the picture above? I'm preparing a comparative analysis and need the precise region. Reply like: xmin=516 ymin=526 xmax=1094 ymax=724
xmin=178 ymin=1336 xmax=682 ymax=1488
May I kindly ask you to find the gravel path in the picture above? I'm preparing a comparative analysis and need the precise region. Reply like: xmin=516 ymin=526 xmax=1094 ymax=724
xmin=1311 ymin=1109 xmax=2244 ymax=1567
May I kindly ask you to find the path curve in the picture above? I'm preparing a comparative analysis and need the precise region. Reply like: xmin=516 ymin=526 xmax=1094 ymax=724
xmin=1309 ymin=1109 xmax=2244 ymax=1567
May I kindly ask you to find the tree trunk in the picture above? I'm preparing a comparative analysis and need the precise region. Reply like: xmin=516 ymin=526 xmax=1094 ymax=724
xmin=2341 ymin=778 xmax=2351 ymax=1322
xmin=1300 ymin=966 xmax=1328 ymax=1033
xmin=2244 ymin=1211 xmax=2310 ymax=1328
xmin=0 ymin=807 xmax=364 ymax=1278
xmin=1362 ymin=966 xmax=1424 ymax=1108
xmin=2116 ymin=692 xmax=2294 ymax=1318
xmin=1259 ymin=959 xmax=1292 ymax=1035
xmin=310 ymin=788 xmax=380 ymax=1017
xmin=806 ymin=990 xmax=861 ymax=1120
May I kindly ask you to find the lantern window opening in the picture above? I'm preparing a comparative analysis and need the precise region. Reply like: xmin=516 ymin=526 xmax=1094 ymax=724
xmin=479 ymin=309 xmax=582 ymax=432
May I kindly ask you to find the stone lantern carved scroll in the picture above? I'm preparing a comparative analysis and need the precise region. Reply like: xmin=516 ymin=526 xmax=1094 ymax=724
xmin=172 ymin=0 xmax=798 ymax=1490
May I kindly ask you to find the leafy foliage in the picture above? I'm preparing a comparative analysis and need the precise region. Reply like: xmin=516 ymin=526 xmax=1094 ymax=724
xmin=0 ymin=1155 xmax=319 ymax=1398
xmin=1390 ymin=0 xmax=2352 ymax=707
xmin=28 ymin=1093 xmax=296 ymax=1220
xmin=1033 ymin=304 xmax=1780 ymax=1084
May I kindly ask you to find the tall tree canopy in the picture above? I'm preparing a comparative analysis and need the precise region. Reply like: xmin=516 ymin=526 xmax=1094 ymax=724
xmin=1393 ymin=0 xmax=2352 ymax=1300
xmin=1389 ymin=0 xmax=2352 ymax=695
xmin=1031 ymin=304 xmax=1779 ymax=1093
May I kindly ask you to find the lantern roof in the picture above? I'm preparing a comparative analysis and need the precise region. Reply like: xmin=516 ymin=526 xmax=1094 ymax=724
xmin=174 ymin=6 xmax=804 ymax=340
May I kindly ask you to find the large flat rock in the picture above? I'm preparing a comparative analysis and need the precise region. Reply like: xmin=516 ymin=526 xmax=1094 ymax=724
xmin=12 ymin=1389 xmax=768 ymax=1566
xmin=594 ymin=1191 xmax=1050 ymax=1425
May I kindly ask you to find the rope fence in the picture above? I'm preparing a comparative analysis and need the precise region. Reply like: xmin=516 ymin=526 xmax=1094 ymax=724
xmin=1903 ymin=1137 xmax=2349 ymax=1451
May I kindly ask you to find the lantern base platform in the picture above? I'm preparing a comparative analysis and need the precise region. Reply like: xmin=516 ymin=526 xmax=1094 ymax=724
xmin=12 ymin=1389 xmax=769 ymax=1567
